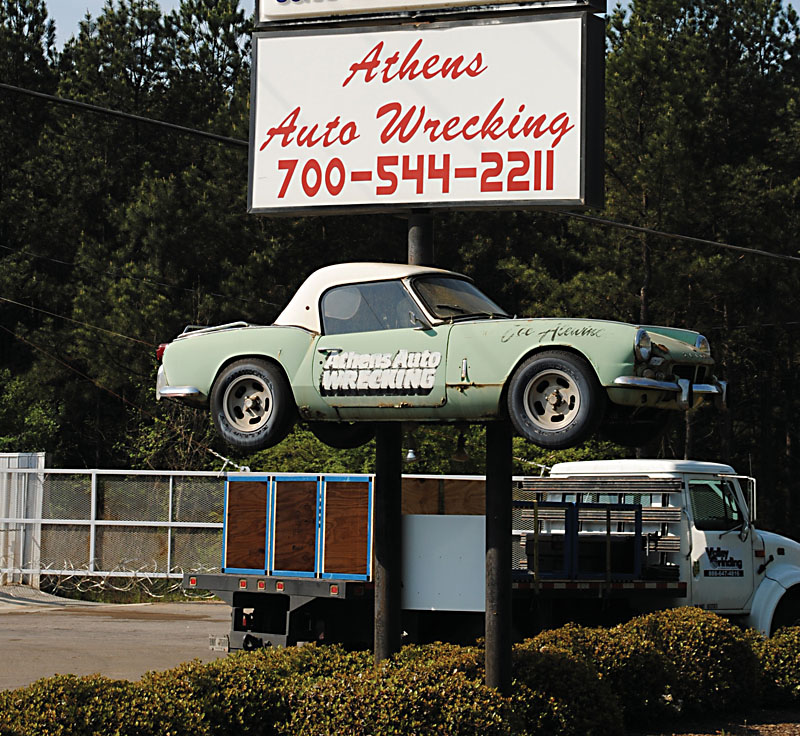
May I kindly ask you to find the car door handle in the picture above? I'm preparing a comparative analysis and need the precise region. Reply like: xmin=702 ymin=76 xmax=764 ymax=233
xmin=318 ymin=347 xmax=343 ymax=355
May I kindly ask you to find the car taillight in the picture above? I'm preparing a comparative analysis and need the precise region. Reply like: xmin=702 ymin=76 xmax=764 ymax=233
xmin=156 ymin=343 xmax=168 ymax=362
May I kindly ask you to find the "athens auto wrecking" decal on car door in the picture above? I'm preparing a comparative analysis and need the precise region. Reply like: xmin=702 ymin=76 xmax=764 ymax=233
xmin=321 ymin=349 xmax=442 ymax=395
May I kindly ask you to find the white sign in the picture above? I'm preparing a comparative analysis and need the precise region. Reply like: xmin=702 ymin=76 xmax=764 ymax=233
xmin=257 ymin=0 xmax=571 ymax=22
xmin=248 ymin=15 xmax=603 ymax=213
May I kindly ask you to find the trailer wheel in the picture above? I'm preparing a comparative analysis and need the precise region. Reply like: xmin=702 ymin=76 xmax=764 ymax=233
xmin=210 ymin=359 xmax=295 ymax=451
xmin=308 ymin=421 xmax=375 ymax=449
xmin=507 ymin=351 xmax=604 ymax=449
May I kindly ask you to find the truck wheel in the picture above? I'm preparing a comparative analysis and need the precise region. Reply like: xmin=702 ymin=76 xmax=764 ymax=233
xmin=507 ymin=351 xmax=603 ymax=450
xmin=210 ymin=359 xmax=295 ymax=452
xmin=771 ymin=590 xmax=800 ymax=634
xmin=599 ymin=406 xmax=673 ymax=448
xmin=308 ymin=421 xmax=375 ymax=449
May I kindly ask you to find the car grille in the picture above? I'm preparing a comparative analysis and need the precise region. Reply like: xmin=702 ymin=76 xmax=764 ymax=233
xmin=673 ymin=365 xmax=709 ymax=383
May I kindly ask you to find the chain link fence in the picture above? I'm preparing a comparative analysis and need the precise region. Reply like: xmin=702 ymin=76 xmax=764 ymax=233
xmin=1 ymin=465 xmax=225 ymax=597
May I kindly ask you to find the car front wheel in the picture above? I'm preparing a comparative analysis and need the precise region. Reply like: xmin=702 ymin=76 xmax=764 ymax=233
xmin=210 ymin=359 xmax=295 ymax=452
xmin=507 ymin=350 xmax=603 ymax=450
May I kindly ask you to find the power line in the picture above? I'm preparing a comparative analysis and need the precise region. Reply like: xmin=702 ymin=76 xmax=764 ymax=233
xmin=0 ymin=295 xmax=156 ymax=347
xmin=3 ymin=81 xmax=799 ymax=265
xmin=0 ymin=243 xmax=283 ymax=310
xmin=0 ymin=82 xmax=249 ymax=148
xmin=563 ymin=212 xmax=800 ymax=264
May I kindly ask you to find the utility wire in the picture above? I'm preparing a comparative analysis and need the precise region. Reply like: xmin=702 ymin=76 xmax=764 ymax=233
xmin=3 ymin=81 xmax=799 ymax=265
xmin=0 ymin=244 xmax=283 ymax=310
xmin=0 ymin=296 xmax=155 ymax=347
xmin=0 ymin=322 xmax=249 ymax=472
xmin=0 ymin=82 xmax=249 ymax=148
xmin=563 ymin=212 xmax=800 ymax=264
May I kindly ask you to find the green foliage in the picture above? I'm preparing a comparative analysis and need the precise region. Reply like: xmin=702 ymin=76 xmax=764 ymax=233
xmin=0 ymin=674 xmax=202 ymax=736
xmin=622 ymin=607 xmax=761 ymax=714
xmin=531 ymin=622 xmax=677 ymax=725
xmin=511 ymin=642 xmax=624 ymax=735
xmin=757 ymin=625 xmax=800 ymax=706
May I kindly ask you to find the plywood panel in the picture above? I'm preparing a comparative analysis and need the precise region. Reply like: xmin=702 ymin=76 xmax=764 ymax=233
xmin=324 ymin=481 xmax=370 ymax=575
xmin=402 ymin=478 xmax=439 ymax=514
xmin=442 ymin=479 xmax=485 ymax=515
xmin=273 ymin=480 xmax=317 ymax=572
xmin=225 ymin=481 xmax=267 ymax=570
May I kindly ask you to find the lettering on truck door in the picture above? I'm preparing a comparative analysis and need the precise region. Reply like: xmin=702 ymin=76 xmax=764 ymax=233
xmin=686 ymin=476 xmax=754 ymax=611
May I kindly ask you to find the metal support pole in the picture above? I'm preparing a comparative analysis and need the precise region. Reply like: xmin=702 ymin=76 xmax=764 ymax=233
xmin=408 ymin=210 xmax=434 ymax=265
xmin=373 ymin=422 xmax=403 ymax=665
xmin=485 ymin=420 xmax=513 ymax=693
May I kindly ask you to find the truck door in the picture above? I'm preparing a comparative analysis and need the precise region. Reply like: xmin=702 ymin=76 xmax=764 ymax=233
xmin=686 ymin=476 xmax=754 ymax=611
xmin=312 ymin=279 xmax=450 ymax=415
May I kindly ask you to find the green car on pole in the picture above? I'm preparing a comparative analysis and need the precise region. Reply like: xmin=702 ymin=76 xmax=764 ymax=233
xmin=156 ymin=262 xmax=726 ymax=451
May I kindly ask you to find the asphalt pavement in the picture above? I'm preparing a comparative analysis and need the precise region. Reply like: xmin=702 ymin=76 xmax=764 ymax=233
xmin=0 ymin=585 xmax=229 ymax=690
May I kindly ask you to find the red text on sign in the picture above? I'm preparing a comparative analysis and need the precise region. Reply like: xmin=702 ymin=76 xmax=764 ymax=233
xmin=342 ymin=38 xmax=487 ymax=87
xmin=260 ymin=107 xmax=360 ymax=150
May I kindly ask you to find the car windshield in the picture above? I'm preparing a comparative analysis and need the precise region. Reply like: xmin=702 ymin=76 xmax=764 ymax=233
xmin=412 ymin=276 xmax=509 ymax=321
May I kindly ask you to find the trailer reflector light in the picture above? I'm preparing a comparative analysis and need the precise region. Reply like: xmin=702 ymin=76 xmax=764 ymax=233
xmin=188 ymin=576 xmax=197 ymax=586
xmin=257 ymin=580 xmax=266 ymax=590
xmin=239 ymin=579 xmax=247 ymax=589
xmin=755 ymin=549 xmax=765 ymax=558
xmin=330 ymin=584 xmax=339 ymax=596
xmin=276 ymin=581 xmax=285 ymax=592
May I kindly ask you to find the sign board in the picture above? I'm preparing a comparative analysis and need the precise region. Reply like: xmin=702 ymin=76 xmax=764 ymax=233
xmin=248 ymin=13 xmax=604 ymax=214
xmin=256 ymin=0 xmax=602 ymax=23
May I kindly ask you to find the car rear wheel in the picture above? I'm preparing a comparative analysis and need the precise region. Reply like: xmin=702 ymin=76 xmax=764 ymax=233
xmin=507 ymin=350 xmax=603 ymax=450
xmin=308 ymin=421 xmax=375 ymax=449
xmin=210 ymin=359 xmax=294 ymax=451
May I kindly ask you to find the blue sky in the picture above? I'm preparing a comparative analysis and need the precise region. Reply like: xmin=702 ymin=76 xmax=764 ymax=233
xmin=48 ymin=0 xmax=182 ymax=47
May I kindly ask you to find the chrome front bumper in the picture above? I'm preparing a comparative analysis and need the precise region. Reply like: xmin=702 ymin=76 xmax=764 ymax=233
xmin=613 ymin=375 xmax=728 ymax=410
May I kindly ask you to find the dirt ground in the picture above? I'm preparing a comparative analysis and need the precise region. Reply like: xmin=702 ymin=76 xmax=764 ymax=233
xmin=2 ymin=585 xmax=799 ymax=734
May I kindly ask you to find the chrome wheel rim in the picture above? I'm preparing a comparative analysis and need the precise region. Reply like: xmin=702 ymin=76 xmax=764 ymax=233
xmin=522 ymin=368 xmax=581 ymax=431
xmin=222 ymin=373 xmax=273 ymax=432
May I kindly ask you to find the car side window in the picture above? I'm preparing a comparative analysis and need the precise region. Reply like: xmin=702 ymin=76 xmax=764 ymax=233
xmin=688 ymin=479 xmax=743 ymax=531
xmin=321 ymin=280 xmax=426 ymax=335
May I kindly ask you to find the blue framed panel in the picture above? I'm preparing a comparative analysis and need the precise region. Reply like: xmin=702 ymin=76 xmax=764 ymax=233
xmin=319 ymin=475 xmax=373 ymax=581
xmin=270 ymin=475 xmax=321 ymax=578
xmin=222 ymin=475 xmax=272 ymax=574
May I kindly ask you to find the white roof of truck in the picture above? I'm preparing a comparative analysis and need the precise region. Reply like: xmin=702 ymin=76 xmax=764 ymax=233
xmin=550 ymin=459 xmax=737 ymax=476
xmin=273 ymin=262 xmax=463 ymax=334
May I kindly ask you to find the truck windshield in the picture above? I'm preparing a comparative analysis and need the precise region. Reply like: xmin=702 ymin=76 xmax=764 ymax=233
xmin=688 ymin=479 xmax=744 ymax=531
xmin=412 ymin=276 xmax=509 ymax=321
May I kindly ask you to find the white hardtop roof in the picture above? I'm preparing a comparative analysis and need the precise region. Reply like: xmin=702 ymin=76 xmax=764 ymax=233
xmin=274 ymin=261 xmax=464 ymax=334
xmin=550 ymin=459 xmax=737 ymax=477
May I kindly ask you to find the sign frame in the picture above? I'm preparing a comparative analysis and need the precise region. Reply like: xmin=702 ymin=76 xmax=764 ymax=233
xmin=247 ymin=12 xmax=604 ymax=216
xmin=255 ymin=0 xmax=606 ymax=24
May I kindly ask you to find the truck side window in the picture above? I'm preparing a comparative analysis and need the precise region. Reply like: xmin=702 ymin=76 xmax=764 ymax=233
xmin=688 ymin=479 xmax=743 ymax=531
xmin=321 ymin=281 xmax=426 ymax=335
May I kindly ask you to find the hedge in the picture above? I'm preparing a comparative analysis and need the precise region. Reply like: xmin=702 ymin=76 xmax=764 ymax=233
xmin=4 ymin=609 xmax=800 ymax=736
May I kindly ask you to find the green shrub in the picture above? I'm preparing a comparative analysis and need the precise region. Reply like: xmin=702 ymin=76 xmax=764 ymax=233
xmin=512 ymin=642 xmax=624 ymax=735
xmin=759 ymin=626 xmax=800 ymax=706
xmin=532 ymin=622 xmax=677 ymax=725
xmin=0 ymin=674 xmax=202 ymax=736
xmin=287 ymin=649 xmax=513 ymax=736
xmin=622 ymin=607 xmax=760 ymax=715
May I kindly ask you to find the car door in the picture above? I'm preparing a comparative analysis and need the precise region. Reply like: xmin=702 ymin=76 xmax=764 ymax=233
xmin=686 ymin=476 xmax=755 ymax=611
xmin=311 ymin=279 xmax=450 ymax=416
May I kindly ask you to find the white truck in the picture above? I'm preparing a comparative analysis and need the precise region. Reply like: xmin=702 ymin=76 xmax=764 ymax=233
xmin=185 ymin=459 xmax=800 ymax=649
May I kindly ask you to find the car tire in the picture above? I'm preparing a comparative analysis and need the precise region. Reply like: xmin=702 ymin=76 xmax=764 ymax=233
xmin=507 ymin=350 xmax=603 ymax=450
xmin=599 ymin=406 xmax=674 ymax=448
xmin=210 ymin=358 xmax=295 ymax=452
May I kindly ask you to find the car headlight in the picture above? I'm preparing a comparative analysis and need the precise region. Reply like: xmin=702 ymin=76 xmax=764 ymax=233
xmin=634 ymin=329 xmax=652 ymax=362
xmin=695 ymin=334 xmax=711 ymax=356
